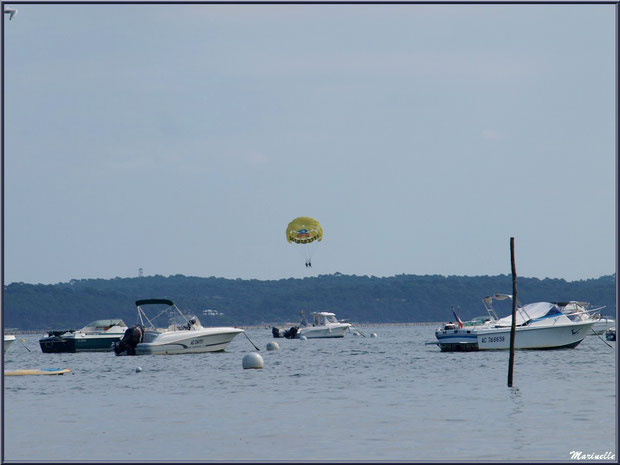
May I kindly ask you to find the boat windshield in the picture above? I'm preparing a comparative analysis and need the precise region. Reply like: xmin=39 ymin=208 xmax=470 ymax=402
xmin=312 ymin=314 xmax=339 ymax=325
xmin=80 ymin=319 xmax=126 ymax=332
xmin=167 ymin=314 xmax=203 ymax=331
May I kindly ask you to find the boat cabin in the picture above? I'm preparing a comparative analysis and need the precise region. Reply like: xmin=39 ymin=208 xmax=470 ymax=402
xmin=310 ymin=312 xmax=339 ymax=326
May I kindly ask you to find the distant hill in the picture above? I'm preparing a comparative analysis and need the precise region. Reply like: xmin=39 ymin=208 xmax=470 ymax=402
xmin=2 ymin=273 xmax=616 ymax=330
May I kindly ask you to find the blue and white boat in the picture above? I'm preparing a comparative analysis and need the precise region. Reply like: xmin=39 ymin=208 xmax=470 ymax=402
xmin=39 ymin=319 xmax=128 ymax=353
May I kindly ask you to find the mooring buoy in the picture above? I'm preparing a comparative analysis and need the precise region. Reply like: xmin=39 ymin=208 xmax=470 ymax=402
xmin=266 ymin=342 xmax=279 ymax=351
xmin=242 ymin=353 xmax=264 ymax=369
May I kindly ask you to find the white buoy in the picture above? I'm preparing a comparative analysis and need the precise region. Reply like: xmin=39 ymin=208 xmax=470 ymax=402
xmin=353 ymin=332 xmax=360 ymax=336
xmin=299 ymin=336 xmax=307 ymax=341
xmin=370 ymin=333 xmax=377 ymax=338
xmin=266 ymin=341 xmax=279 ymax=351
xmin=242 ymin=352 xmax=264 ymax=369
xmin=135 ymin=367 xmax=143 ymax=373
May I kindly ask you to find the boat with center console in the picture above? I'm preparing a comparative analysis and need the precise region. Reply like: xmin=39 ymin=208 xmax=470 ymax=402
xmin=114 ymin=299 xmax=244 ymax=355
xmin=432 ymin=294 xmax=597 ymax=352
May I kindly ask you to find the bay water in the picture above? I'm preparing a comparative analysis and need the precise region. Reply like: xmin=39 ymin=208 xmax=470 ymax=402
xmin=3 ymin=326 xmax=616 ymax=461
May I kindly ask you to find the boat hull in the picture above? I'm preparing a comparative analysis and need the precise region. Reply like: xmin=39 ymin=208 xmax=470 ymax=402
xmin=434 ymin=330 xmax=478 ymax=352
xmin=39 ymin=334 xmax=123 ymax=353
xmin=135 ymin=328 xmax=244 ymax=355
xmin=298 ymin=324 xmax=350 ymax=338
xmin=476 ymin=321 xmax=595 ymax=350
xmin=4 ymin=335 xmax=16 ymax=352
xmin=436 ymin=321 xmax=596 ymax=351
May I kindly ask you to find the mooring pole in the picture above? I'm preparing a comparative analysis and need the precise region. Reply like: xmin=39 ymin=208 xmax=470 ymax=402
xmin=508 ymin=237 xmax=517 ymax=387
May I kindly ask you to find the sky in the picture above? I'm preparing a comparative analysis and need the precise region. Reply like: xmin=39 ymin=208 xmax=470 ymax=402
xmin=1 ymin=3 xmax=616 ymax=285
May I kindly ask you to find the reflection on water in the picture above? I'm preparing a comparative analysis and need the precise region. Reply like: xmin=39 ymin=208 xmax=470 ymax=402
xmin=3 ymin=326 xmax=616 ymax=461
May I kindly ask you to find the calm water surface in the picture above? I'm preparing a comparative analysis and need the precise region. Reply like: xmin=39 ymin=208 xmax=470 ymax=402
xmin=3 ymin=326 xmax=617 ymax=461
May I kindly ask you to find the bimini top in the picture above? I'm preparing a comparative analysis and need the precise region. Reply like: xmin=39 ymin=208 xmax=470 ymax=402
xmin=136 ymin=299 xmax=174 ymax=307
xmin=495 ymin=302 xmax=564 ymax=327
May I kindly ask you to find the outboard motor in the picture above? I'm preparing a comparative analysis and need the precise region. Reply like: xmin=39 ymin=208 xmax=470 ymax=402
xmin=283 ymin=326 xmax=299 ymax=339
xmin=272 ymin=327 xmax=281 ymax=338
xmin=114 ymin=325 xmax=144 ymax=356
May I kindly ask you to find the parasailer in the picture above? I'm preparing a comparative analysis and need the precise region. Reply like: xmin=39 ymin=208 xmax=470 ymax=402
xmin=286 ymin=216 xmax=323 ymax=267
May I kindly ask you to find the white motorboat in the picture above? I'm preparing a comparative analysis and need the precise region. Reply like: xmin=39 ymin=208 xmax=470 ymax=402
xmin=297 ymin=312 xmax=351 ymax=338
xmin=114 ymin=299 xmax=244 ymax=355
xmin=432 ymin=294 xmax=597 ymax=351
xmin=555 ymin=301 xmax=612 ymax=335
xmin=39 ymin=319 xmax=128 ymax=353
xmin=4 ymin=335 xmax=16 ymax=352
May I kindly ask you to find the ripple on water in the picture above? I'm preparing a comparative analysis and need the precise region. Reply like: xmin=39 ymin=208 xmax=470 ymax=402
xmin=2 ymin=328 xmax=616 ymax=461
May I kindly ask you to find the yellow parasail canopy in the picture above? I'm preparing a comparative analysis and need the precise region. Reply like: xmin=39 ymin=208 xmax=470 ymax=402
xmin=286 ymin=217 xmax=323 ymax=244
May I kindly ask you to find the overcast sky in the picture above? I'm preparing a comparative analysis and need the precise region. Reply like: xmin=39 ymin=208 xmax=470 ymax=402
xmin=2 ymin=3 xmax=616 ymax=285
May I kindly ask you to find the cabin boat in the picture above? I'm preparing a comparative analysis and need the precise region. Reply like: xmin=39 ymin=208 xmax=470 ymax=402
xmin=272 ymin=311 xmax=352 ymax=339
xmin=297 ymin=312 xmax=351 ymax=338
xmin=39 ymin=319 xmax=128 ymax=353
xmin=114 ymin=299 xmax=244 ymax=355
xmin=432 ymin=294 xmax=597 ymax=352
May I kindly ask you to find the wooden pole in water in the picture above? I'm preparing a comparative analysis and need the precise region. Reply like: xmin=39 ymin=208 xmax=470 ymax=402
xmin=508 ymin=237 xmax=518 ymax=387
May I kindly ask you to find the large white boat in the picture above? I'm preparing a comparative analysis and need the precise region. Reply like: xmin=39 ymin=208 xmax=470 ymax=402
xmin=4 ymin=335 xmax=16 ymax=352
xmin=433 ymin=294 xmax=597 ymax=352
xmin=298 ymin=312 xmax=351 ymax=338
xmin=39 ymin=319 xmax=128 ymax=353
xmin=114 ymin=299 xmax=244 ymax=355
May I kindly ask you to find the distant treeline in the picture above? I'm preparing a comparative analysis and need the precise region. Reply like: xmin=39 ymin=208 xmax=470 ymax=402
xmin=2 ymin=273 xmax=616 ymax=330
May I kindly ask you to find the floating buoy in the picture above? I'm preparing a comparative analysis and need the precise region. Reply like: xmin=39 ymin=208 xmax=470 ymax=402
xmin=353 ymin=332 xmax=360 ymax=336
xmin=242 ymin=352 xmax=264 ymax=369
xmin=299 ymin=336 xmax=307 ymax=341
xmin=136 ymin=367 xmax=143 ymax=373
xmin=370 ymin=333 xmax=377 ymax=338
xmin=266 ymin=342 xmax=279 ymax=351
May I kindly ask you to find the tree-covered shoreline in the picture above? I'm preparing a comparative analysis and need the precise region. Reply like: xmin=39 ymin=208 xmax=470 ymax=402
xmin=3 ymin=273 xmax=615 ymax=330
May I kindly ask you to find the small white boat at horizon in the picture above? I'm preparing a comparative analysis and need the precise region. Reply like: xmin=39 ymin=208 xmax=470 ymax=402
xmin=432 ymin=294 xmax=597 ymax=352
xmin=272 ymin=311 xmax=352 ymax=339
xmin=114 ymin=299 xmax=244 ymax=355
xmin=4 ymin=335 xmax=16 ymax=352
xmin=297 ymin=312 xmax=351 ymax=338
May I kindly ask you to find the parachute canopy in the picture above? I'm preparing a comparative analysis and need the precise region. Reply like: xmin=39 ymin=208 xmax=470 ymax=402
xmin=286 ymin=217 xmax=323 ymax=244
